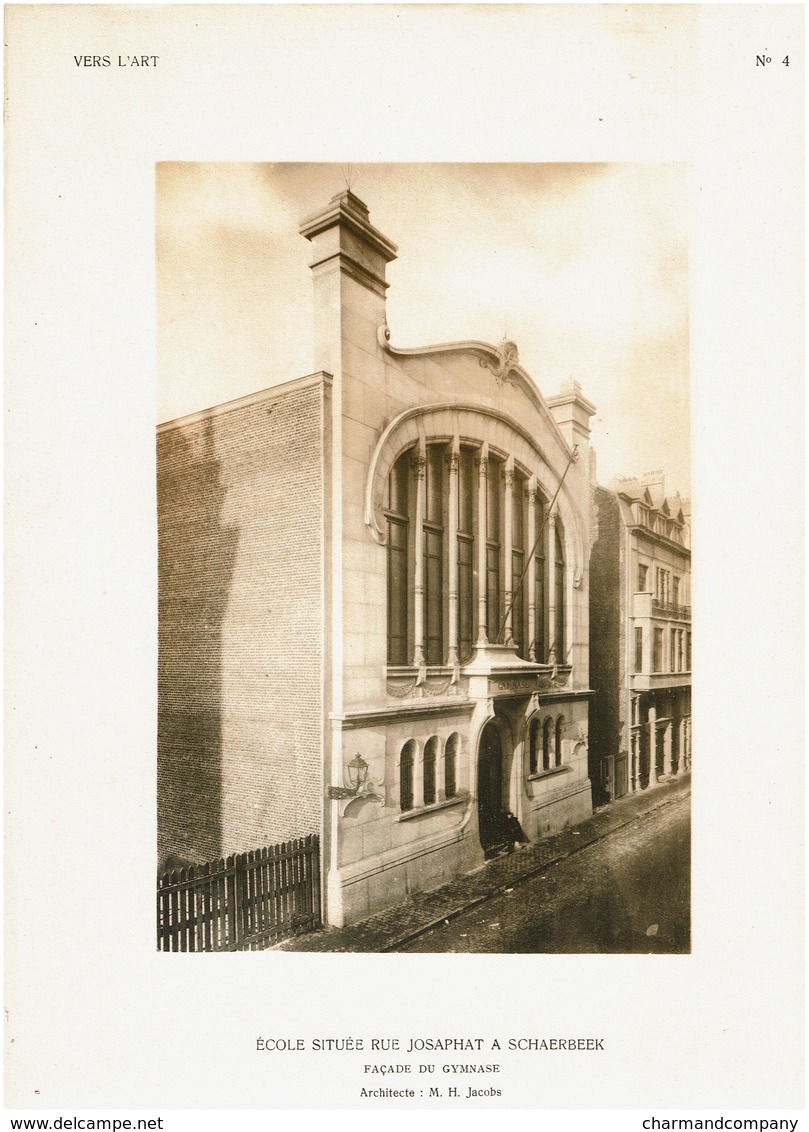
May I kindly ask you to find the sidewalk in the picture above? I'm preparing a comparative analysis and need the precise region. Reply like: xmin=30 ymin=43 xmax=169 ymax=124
xmin=279 ymin=772 xmax=691 ymax=952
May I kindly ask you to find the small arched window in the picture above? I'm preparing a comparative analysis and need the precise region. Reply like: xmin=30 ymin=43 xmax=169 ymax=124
xmin=423 ymin=737 xmax=439 ymax=806
xmin=542 ymin=718 xmax=552 ymax=771
xmin=400 ymin=740 xmax=416 ymax=812
xmin=529 ymin=718 xmax=541 ymax=775
xmin=445 ymin=733 xmax=459 ymax=799
xmin=555 ymin=716 xmax=564 ymax=767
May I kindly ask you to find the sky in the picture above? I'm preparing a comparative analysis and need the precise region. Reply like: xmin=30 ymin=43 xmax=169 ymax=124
xmin=157 ymin=161 xmax=690 ymax=495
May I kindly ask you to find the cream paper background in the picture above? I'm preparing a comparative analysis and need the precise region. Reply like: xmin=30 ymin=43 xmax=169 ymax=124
xmin=5 ymin=3 xmax=804 ymax=1111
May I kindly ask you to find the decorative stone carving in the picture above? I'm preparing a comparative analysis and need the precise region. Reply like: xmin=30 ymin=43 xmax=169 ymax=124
xmin=481 ymin=339 xmax=520 ymax=387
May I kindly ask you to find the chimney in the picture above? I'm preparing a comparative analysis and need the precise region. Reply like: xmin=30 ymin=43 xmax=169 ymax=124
xmin=299 ymin=190 xmax=397 ymax=376
xmin=546 ymin=379 xmax=597 ymax=453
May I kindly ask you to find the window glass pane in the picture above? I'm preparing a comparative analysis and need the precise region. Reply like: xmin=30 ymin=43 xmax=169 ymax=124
xmin=423 ymin=738 xmax=438 ymax=806
xmin=554 ymin=524 xmax=565 ymax=659
xmin=458 ymin=449 xmax=474 ymax=533
xmin=653 ymin=628 xmax=663 ymax=672
xmin=387 ymin=520 xmax=409 ymax=664
xmin=387 ymin=450 xmax=409 ymax=515
xmin=400 ymin=742 xmax=414 ymax=812
xmin=486 ymin=460 xmax=501 ymax=541
xmin=423 ymin=527 xmax=443 ymax=665
xmin=425 ymin=445 xmax=444 ymax=525
xmin=457 ymin=534 xmax=474 ymax=661
xmin=445 ymin=734 xmax=458 ymax=799
xmin=542 ymin=719 xmax=551 ymax=771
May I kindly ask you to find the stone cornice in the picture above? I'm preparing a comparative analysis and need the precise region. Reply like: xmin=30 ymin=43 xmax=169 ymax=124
xmin=332 ymin=701 xmax=476 ymax=730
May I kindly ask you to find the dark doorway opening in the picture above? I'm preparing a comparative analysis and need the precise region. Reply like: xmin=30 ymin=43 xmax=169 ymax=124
xmin=477 ymin=721 xmax=505 ymax=851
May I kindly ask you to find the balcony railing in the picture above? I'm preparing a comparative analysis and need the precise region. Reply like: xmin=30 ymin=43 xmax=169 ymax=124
xmin=651 ymin=599 xmax=691 ymax=621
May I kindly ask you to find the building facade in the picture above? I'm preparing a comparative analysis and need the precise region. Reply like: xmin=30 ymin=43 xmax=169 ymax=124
xmin=589 ymin=472 xmax=691 ymax=807
xmin=158 ymin=189 xmax=597 ymax=927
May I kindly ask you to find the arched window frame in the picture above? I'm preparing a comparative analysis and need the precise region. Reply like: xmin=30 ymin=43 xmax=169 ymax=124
xmin=528 ymin=717 xmax=541 ymax=775
xmin=399 ymin=740 xmax=416 ymax=812
xmin=423 ymin=736 xmax=439 ymax=806
xmin=555 ymin=716 xmax=564 ymax=768
xmin=444 ymin=733 xmax=459 ymax=800
xmin=542 ymin=718 xmax=552 ymax=771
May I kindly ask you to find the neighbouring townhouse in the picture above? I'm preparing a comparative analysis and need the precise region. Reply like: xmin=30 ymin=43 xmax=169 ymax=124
xmin=588 ymin=472 xmax=692 ymax=806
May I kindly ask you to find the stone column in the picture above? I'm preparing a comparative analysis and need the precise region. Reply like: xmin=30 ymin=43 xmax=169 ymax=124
xmin=411 ymin=441 xmax=426 ymax=669
xmin=476 ymin=444 xmax=489 ymax=646
xmin=648 ymin=703 xmax=658 ymax=786
xmin=447 ymin=439 xmax=460 ymax=669
xmin=526 ymin=481 xmax=538 ymax=661
xmin=547 ymin=508 xmax=557 ymax=663
xmin=502 ymin=457 xmax=515 ymax=646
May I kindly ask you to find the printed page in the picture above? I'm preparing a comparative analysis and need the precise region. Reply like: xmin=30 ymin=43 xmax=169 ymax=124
xmin=4 ymin=3 xmax=804 ymax=1126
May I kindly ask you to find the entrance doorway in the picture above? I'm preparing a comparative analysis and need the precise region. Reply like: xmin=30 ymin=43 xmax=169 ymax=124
xmin=477 ymin=721 xmax=504 ymax=851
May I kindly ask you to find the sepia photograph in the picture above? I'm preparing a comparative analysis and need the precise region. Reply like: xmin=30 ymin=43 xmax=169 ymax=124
xmin=155 ymin=162 xmax=691 ymax=954
xmin=5 ymin=2 xmax=803 ymax=1118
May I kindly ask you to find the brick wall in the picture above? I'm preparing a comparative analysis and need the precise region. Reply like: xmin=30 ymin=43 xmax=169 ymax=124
xmin=157 ymin=379 xmax=327 ymax=869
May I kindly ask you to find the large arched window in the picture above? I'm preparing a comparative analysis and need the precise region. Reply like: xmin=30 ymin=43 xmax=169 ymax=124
xmin=384 ymin=438 xmax=563 ymax=670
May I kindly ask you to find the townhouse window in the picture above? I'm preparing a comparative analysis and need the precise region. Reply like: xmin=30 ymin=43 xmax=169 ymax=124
xmin=399 ymin=740 xmax=415 ymax=812
xmin=384 ymin=440 xmax=558 ymax=668
xmin=638 ymin=563 xmax=648 ymax=592
xmin=672 ymin=576 xmax=680 ymax=604
xmin=423 ymin=736 xmax=438 ymax=806
xmin=655 ymin=568 xmax=670 ymax=604
xmin=444 ymin=733 xmax=459 ymax=799
xmin=677 ymin=629 xmax=684 ymax=671
xmin=670 ymin=628 xmax=677 ymax=672
xmin=554 ymin=716 xmax=563 ymax=767
xmin=634 ymin=626 xmax=643 ymax=672
xmin=653 ymin=628 xmax=664 ymax=673
xmin=686 ymin=631 xmax=692 ymax=671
